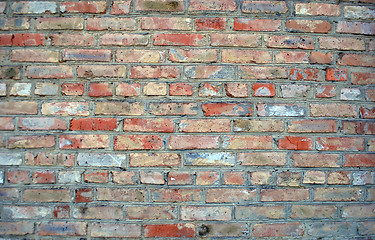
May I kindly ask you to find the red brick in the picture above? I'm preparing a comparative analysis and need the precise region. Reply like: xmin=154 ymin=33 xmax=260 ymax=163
xmin=310 ymin=103 xmax=356 ymax=117
xmin=115 ymin=83 xmax=140 ymax=96
xmin=0 ymin=34 xmax=12 ymax=46
xmin=234 ymin=19 xmax=281 ymax=31
xmin=114 ymin=135 xmax=163 ymax=150
xmin=207 ymin=188 xmax=256 ymax=202
xmin=42 ymin=102 xmax=89 ymax=116
xmin=131 ymin=66 xmax=179 ymax=78
xmin=317 ymin=137 xmax=364 ymax=151
xmin=32 ymin=171 xmax=55 ymax=184
xmin=337 ymin=21 xmax=375 ymax=35
xmin=7 ymin=170 xmax=31 ymax=184
xmin=84 ymin=170 xmax=109 ymax=183
xmin=241 ymin=66 xmax=288 ymax=79
xmin=168 ymin=136 xmax=219 ymax=149
xmin=242 ymin=1 xmax=288 ymax=14
xmin=289 ymin=68 xmax=322 ymax=81
xmin=279 ymin=136 xmax=313 ymax=150
xmin=89 ymin=83 xmax=113 ymax=97
xmin=341 ymin=121 xmax=375 ymax=135
xmin=50 ymin=33 xmax=94 ymax=46
xmin=223 ymin=171 xmax=246 ymax=185
xmin=267 ymin=35 xmax=314 ymax=49
xmin=61 ymin=1 xmax=106 ymax=13
xmin=70 ymin=118 xmax=117 ymax=131
xmin=0 ymin=117 xmax=15 ymax=130
xmin=188 ymin=0 xmax=236 ymax=11
xmin=123 ymin=118 xmax=174 ymax=132
xmin=11 ymin=49 xmax=58 ymax=63
xmin=75 ymin=188 xmax=93 ymax=203
xmin=8 ymin=136 xmax=55 ymax=149
xmin=361 ymin=106 xmax=375 ymax=119
xmin=151 ymin=189 xmax=202 ymax=202
xmin=36 ymin=17 xmax=84 ymax=30
xmin=327 ymin=171 xmax=350 ymax=185
xmin=111 ymin=0 xmax=131 ymax=14
xmin=288 ymin=120 xmax=336 ymax=133
xmin=169 ymin=49 xmax=217 ymax=63
xmin=145 ymin=224 xmax=195 ymax=238
xmin=261 ymin=189 xmax=309 ymax=201
xmin=344 ymin=154 xmax=375 ymax=167
xmin=196 ymin=171 xmax=220 ymax=185
xmin=202 ymin=103 xmax=252 ymax=116
xmin=326 ymin=68 xmax=347 ymax=81
xmin=116 ymin=49 xmax=165 ymax=63
xmin=154 ymin=33 xmax=207 ymax=46
xmin=275 ymin=51 xmax=309 ymax=63
xmin=239 ymin=152 xmax=286 ymax=166
xmin=225 ymin=83 xmax=248 ymax=98
xmin=252 ymin=83 xmax=275 ymax=97
xmin=12 ymin=33 xmax=44 ymax=46
xmin=310 ymin=52 xmax=334 ymax=64
xmin=136 ymin=0 xmax=184 ymax=12
xmin=223 ymin=135 xmax=273 ymax=149
xmin=169 ymin=83 xmax=193 ymax=96
xmin=100 ymin=33 xmax=149 ymax=46
xmin=286 ymin=20 xmax=331 ymax=33
xmin=90 ymin=223 xmax=141 ymax=238
xmin=338 ymin=54 xmax=375 ymax=67
xmin=320 ymin=37 xmax=365 ymax=50
xmin=253 ymin=223 xmax=303 ymax=237
xmin=149 ymin=102 xmax=197 ymax=115
xmin=211 ymin=34 xmax=260 ymax=47
xmin=62 ymin=83 xmax=84 ymax=96
xmin=179 ymin=119 xmax=230 ymax=132
xmin=141 ymin=17 xmax=192 ymax=30
xmin=316 ymin=85 xmax=336 ymax=98
xmin=293 ymin=153 xmax=339 ymax=168
xmin=59 ymin=135 xmax=109 ymax=149
xmin=198 ymin=83 xmax=221 ymax=97
xmin=77 ymin=65 xmax=126 ymax=78
xmin=196 ymin=18 xmax=226 ymax=30
xmin=54 ymin=206 xmax=70 ymax=218
xmin=27 ymin=66 xmax=73 ymax=79
xmin=168 ymin=172 xmax=193 ymax=185
xmin=366 ymin=89 xmax=375 ymax=101
xmin=25 ymin=152 xmax=74 ymax=167
xmin=23 ymin=189 xmax=70 ymax=202
xmin=295 ymin=3 xmax=340 ymax=16
xmin=87 ymin=18 xmax=136 ymax=30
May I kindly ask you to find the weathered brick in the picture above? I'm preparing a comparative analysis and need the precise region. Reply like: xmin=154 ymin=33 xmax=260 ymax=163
xmin=8 ymin=136 xmax=55 ymax=149
xmin=316 ymin=137 xmax=364 ymax=151
xmin=281 ymin=84 xmax=311 ymax=98
xmin=116 ymin=49 xmax=165 ymax=63
xmin=141 ymin=17 xmax=192 ymax=30
xmin=127 ymin=206 xmax=177 ymax=219
xmin=112 ymin=171 xmax=137 ymax=185
xmin=267 ymin=35 xmax=314 ymax=49
xmin=225 ymin=83 xmax=248 ymax=97
xmin=151 ymin=189 xmax=202 ymax=202
xmin=143 ymin=82 xmax=167 ymax=96
xmin=252 ymin=83 xmax=276 ymax=97
xmin=234 ymin=19 xmax=281 ymax=31
xmin=42 ymin=102 xmax=89 ymax=116
xmin=90 ymin=223 xmax=141 ymax=238
xmin=59 ymin=135 xmax=109 ymax=149
xmin=168 ymin=172 xmax=193 ymax=185
xmin=61 ymin=83 xmax=84 ymax=96
xmin=303 ymin=171 xmax=326 ymax=184
xmin=124 ymin=118 xmax=174 ymax=132
xmin=242 ymin=1 xmax=288 ymax=14
xmin=23 ymin=189 xmax=70 ymax=202
xmin=310 ymin=103 xmax=356 ymax=117
xmin=36 ymin=17 xmax=84 ymax=30
xmin=0 ymin=222 xmax=34 ymax=235
xmin=136 ymin=0 xmax=184 ymax=12
xmin=25 ymin=152 xmax=74 ymax=167
xmin=73 ymin=206 xmax=121 ymax=219
xmin=337 ymin=21 xmax=375 ymax=35
xmin=206 ymin=188 xmax=256 ymax=203
xmin=32 ymin=170 xmax=56 ymax=184
xmin=140 ymin=171 xmax=164 ymax=184
xmin=27 ymin=66 xmax=73 ymax=79
xmin=241 ymin=66 xmax=288 ymax=79
xmin=111 ymin=0 xmax=131 ymax=14
xmin=63 ymin=49 xmax=111 ymax=62
xmin=169 ymin=49 xmax=217 ymax=63
xmin=0 ymin=17 xmax=30 ymax=30
xmin=116 ymin=83 xmax=140 ymax=96
xmin=77 ymin=65 xmax=126 ymax=78
xmin=196 ymin=171 xmax=220 ymax=185
xmin=261 ymin=189 xmax=309 ymax=201
xmin=131 ymin=66 xmax=179 ymax=78
xmin=202 ymin=102 xmax=252 ymax=116
xmin=307 ymin=222 xmax=357 ymax=237
xmin=145 ymin=224 xmax=195 ymax=238
xmin=196 ymin=17 xmax=226 ymax=31
xmin=253 ymin=223 xmax=303 ymax=237
xmin=344 ymin=6 xmax=375 ymax=19
xmin=275 ymin=51 xmax=309 ymax=63
xmin=286 ymin=20 xmax=331 ymax=33
xmin=314 ymin=188 xmax=361 ymax=201
xmin=239 ymin=152 xmax=286 ymax=166
xmin=288 ymin=119 xmax=336 ymax=133
xmin=188 ymin=0 xmax=236 ymax=11
xmin=97 ymin=188 xmax=145 ymax=202
xmin=291 ymin=205 xmax=336 ymax=218
xmin=89 ymin=83 xmax=113 ymax=97
xmin=50 ymin=33 xmax=94 ymax=46
xmin=211 ymin=34 xmax=260 ymax=47
xmin=154 ymin=33 xmax=207 ymax=46
xmin=179 ymin=119 xmax=230 ymax=132
xmin=19 ymin=117 xmax=66 ymax=130
xmin=310 ymin=52 xmax=334 ymax=64
xmin=185 ymin=152 xmax=235 ymax=166
xmin=130 ymin=153 xmax=180 ymax=167
xmin=39 ymin=222 xmax=86 ymax=236
xmin=236 ymin=206 xmax=285 ymax=219
xmin=223 ymin=135 xmax=272 ymax=149
xmin=327 ymin=171 xmax=350 ymax=185
xmin=181 ymin=206 xmax=231 ymax=220
xmin=114 ymin=135 xmax=163 ymax=150
xmin=295 ymin=3 xmax=340 ymax=16
xmin=257 ymin=103 xmax=305 ymax=117
xmin=77 ymin=153 xmax=126 ymax=168
xmin=11 ymin=1 xmax=57 ymax=14
xmin=169 ymin=135 xmax=219 ymax=149
xmin=61 ymin=1 xmax=106 ymax=13
xmin=95 ymin=102 xmax=143 ymax=115
xmin=101 ymin=33 xmax=149 ymax=46
xmin=338 ymin=53 xmax=375 ymax=67
xmin=0 ymin=153 xmax=22 ymax=166
xmin=234 ymin=119 xmax=283 ymax=132
xmin=149 ymin=102 xmax=197 ymax=115
xmin=185 ymin=65 xmax=235 ymax=79
xmin=343 ymin=154 xmax=375 ymax=167
xmin=320 ymin=37 xmax=365 ymax=50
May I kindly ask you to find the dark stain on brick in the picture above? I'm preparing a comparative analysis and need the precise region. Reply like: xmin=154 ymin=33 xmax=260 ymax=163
xmin=198 ymin=224 xmax=210 ymax=236
xmin=143 ymin=1 xmax=179 ymax=10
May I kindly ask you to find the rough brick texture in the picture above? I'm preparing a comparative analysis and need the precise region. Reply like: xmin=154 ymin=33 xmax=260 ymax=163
xmin=0 ymin=0 xmax=374 ymax=239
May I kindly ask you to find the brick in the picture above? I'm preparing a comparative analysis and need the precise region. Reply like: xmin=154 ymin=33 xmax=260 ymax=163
xmin=197 ymin=223 xmax=247 ymax=237
xmin=7 ymin=170 xmax=31 ymax=184
xmin=185 ymin=152 xmax=235 ymax=166
xmin=188 ymin=0 xmax=236 ymax=11
xmin=343 ymin=154 xmax=375 ymax=167
xmin=303 ymin=171 xmax=326 ymax=184
xmin=32 ymin=170 xmax=56 ymax=184
xmin=196 ymin=18 xmax=226 ymax=31
xmin=316 ymin=85 xmax=336 ymax=98
xmin=358 ymin=222 xmax=375 ymax=235
xmin=151 ymin=189 xmax=202 ymax=202
xmin=257 ymin=103 xmax=305 ymax=117
xmin=89 ymin=83 xmax=113 ymax=97
xmin=77 ymin=153 xmax=126 ymax=168
xmin=19 ymin=117 xmax=66 ymax=130
xmin=179 ymin=119 xmax=230 ymax=132
xmin=127 ymin=206 xmax=177 ymax=219
xmin=8 ymin=135 xmax=55 ymax=149
xmin=288 ymin=120 xmax=336 ymax=133
xmin=136 ymin=0 xmax=184 ymax=12
xmin=261 ymin=189 xmax=309 ymax=201
xmin=77 ymin=65 xmax=126 ymax=78
xmin=63 ymin=49 xmax=111 ymax=62
xmin=87 ymin=17 xmax=136 ymax=30
xmin=267 ymin=35 xmax=314 ymax=49
xmin=222 ymin=49 xmax=272 ymax=63
xmin=96 ymin=188 xmax=145 ymax=202
xmin=338 ymin=54 xmax=375 ymax=67
xmin=225 ymin=83 xmax=248 ymax=98
xmin=112 ymin=171 xmax=137 ymax=185
xmin=154 ymin=33 xmax=207 ymax=46
xmin=131 ymin=66 xmax=179 ymax=78
xmin=252 ymin=83 xmax=275 ymax=97
xmin=242 ymin=1 xmax=288 ymax=14
xmin=317 ymin=137 xmax=364 ymax=151
xmin=140 ymin=171 xmax=164 ymax=184
xmin=234 ymin=119 xmax=283 ymax=132
xmin=124 ymin=118 xmax=174 ymax=132
xmin=11 ymin=1 xmax=57 ymax=14
xmin=70 ymin=118 xmax=117 ymax=131
xmin=42 ymin=102 xmax=89 ymax=116
xmin=185 ymin=65 xmax=235 ymax=79
xmin=286 ymin=20 xmax=331 ymax=33
xmin=307 ymin=222 xmax=357 ymax=237
xmin=95 ymin=102 xmax=143 ymax=115
xmin=35 ymin=83 xmax=59 ymax=96
xmin=353 ymin=171 xmax=374 ymax=185
xmin=236 ymin=206 xmax=285 ymax=219
xmin=223 ymin=135 xmax=272 ymax=149
xmin=73 ymin=206 xmax=120 ymax=219
xmin=253 ymin=223 xmax=303 ymax=237
xmin=116 ymin=49 xmax=165 ymax=63
xmin=50 ymin=33 xmax=94 ymax=46
xmin=241 ymin=66 xmax=288 ymax=79
xmin=327 ymin=171 xmax=350 ymax=185
xmin=143 ymin=82 xmax=167 ymax=96
xmin=169 ymin=83 xmax=193 ymax=96
xmin=0 ymin=17 xmax=30 ymax=30
xmin=61 ymin=1 xmax=106 ymax=13
xmin=149 ymin=102 xmax=197 ymax=115
xmin=141 ymin=17 xmax=192 ymax=30
xmin=145 ymin=224 xmax=195 ymax=238
xmin=23 ymin=189 xmax=70 ymax=202
xmin=289 ymin=68 xmax=322 ymax=81
xmin=100 ymin=33 xmax=149 ymax=46
xmin=196 ymin=171 xmax=220 ymax=185
xmin=198 ymin=83 xmax=222 ymax=97
xmin=11 ymin=49 xmax=58 ymax=63
xmin=36 ymin=17 xmax=84 ymax=30
xmin=239 ymin=152 xmax=286 ymax=166
xmin=114 ymin=135 xmax=163 ymax=150
xmin=206 ymin=189 xmax=256 ymax=203
xmin=25 ymin=152 xmax=74 ymax=167
xmin=342 ymin=205 xmax=375 ymax=218
xmin=342 ymin=121 xmax=375 ymax=135
xmin=275 ymin=51 xmax=309 ymax=63
xmin=282 ymin=84 xmax=311 ymax=98
xmin=116 ymin=83 xmax=140 ymax=96
xmin=0 ymin=222 xmax=34 ymax=235
xmin=320 ymin=37 xmax=365 ymax=50
xmin=202 ymin=102 xmax=252 ymax=116
xmin=0 ymin=117 xmax=14 ymax=130
xmin=75 ymin=188 xmax=92 ymax=203
xmin=90 ymin=223 xmax=141 ymax=238
xmin=295 ymin=3 xmax=340 ymax=16
xmin=111 ymin=0 xmax=131 ymax=14
xmin=310 ymin=103 xmax=356 ymax=117
xmin=0 ymin=188 xmax=19 ymax=201
xmin=2 ymin=206 xmax=52 ymax=219
xmin=59 ymin=135 xmax=109 ymax=149
xmin=0 ymin=66 xmax=20 ymax=79
xmin=277 ymin=171 xmax=301 ymax=186
xmin=211 ymin=34 xmax=260 ymax=47
xmin=9 ymin=83 xmax=32 ymax=97
xmin=39 ymin=222 xmax=86 ymax=236
xmin=169 ymin=49 xmax=217 ymax=63
xmin=337 ymin=21 xmax=375 ymax=35
xmin=59 ymin=171 xmax=80 ymax=184
xmin=0 ymin=83 xmax=6 ymax=96
xmin=291 ymin=205 xmax=336 ymax=218
xmin=366 ymin=89 xmax=375 ymax=101
xmin=326 ymin=68 xmax=347 ymax=81
xmin=169 ymin=135 xmax=219 ymax=149
xmin=361 ymin=106 xmax=375 ymax=119
xmin=27 ymin=66 xmax=73 ymax=79
xmin=314 ymin=188 xmax=361 ymax=201
xmin=234 ymin=19 xmax=281 ymax=31
xmin=168 ymin=172 xmax=193 ymax=185
xmin=62 ymin=83 xmax=84 ymax=96
xmin=181 ymin=206 xmax=231 ymax=220
xmin=344 ymin=6 xmax=375 ymax=19
xmin=341 ymin=88 xmax=361 ymax=101
xmin=310 ymin=52 xmax=334 ymax=64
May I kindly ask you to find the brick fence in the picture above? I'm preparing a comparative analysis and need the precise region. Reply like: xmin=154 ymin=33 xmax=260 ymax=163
xmin=0 ymin=0 xmax=374 ymax=238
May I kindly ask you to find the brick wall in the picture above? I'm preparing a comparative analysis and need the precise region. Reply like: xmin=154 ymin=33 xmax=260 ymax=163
xmin=0 ymin=0 xmax=374 ymax=238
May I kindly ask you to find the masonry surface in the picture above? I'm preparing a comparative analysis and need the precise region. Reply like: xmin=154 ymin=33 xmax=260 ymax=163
xmin=0 ymin=0 xmax=374 ymax=239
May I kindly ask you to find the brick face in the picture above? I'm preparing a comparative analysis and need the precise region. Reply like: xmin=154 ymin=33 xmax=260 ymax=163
xmin=0 ymin=0 xmax=373 ymax=238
